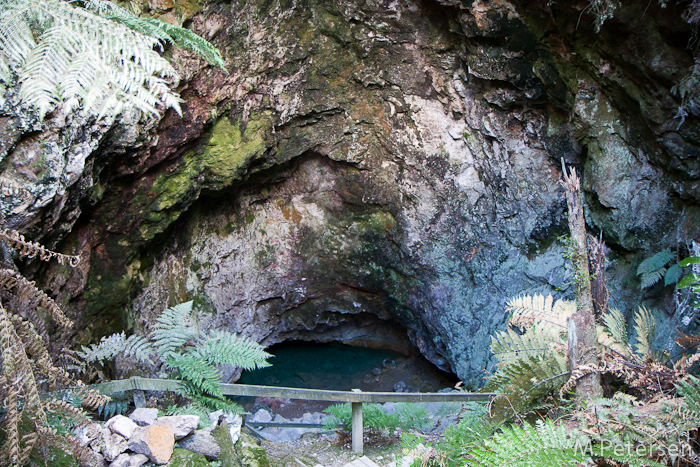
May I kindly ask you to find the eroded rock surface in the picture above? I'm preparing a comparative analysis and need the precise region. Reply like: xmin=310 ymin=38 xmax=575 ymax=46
xmin=2 ymin=0 xmax=700 ymax=385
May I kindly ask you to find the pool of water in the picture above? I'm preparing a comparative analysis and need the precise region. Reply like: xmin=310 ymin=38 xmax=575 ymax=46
xmin=237 ymin=340 xmax=458 ymax=393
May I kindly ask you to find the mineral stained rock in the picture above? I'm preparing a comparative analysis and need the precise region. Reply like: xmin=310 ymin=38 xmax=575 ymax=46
xmin=2 ymin=0 xmax=699 ymax=385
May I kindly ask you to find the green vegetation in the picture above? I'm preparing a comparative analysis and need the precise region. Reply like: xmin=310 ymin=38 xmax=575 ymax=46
xmin=323 ymin=402 xmax=431 ymax=434
xmin=77 ymin=301 xmax=272 ymax=417
xmin=0 ymin=0 xmax=225 ymax=120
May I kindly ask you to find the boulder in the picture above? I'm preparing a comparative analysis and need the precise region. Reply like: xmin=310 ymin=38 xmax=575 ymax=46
xmin=107 ymin=415 xmax=139 ymax=439
xmin=152 ymin=415 xmax=199 ymax=440
xmin=128 ymin=424 xmax=174 ymax=465
xmin=176 ymin=430 xmax=221 ymax=460
xmin=129 ymin=408 xmax=159 ymax=426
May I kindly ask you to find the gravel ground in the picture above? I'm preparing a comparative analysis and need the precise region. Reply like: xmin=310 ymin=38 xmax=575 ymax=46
xmin=258 ymin=431 xmax=404 ymax=467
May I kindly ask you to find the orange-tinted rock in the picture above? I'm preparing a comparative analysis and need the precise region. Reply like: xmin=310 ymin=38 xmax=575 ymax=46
xmin=128 ymin=425 xmax=174 ymax=465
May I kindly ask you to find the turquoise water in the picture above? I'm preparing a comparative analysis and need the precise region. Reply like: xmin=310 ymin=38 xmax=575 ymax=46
xmin=237 ymin=341 xmax=407 ymax=391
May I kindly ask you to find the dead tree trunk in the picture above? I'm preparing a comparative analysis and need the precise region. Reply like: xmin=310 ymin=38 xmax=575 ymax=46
xmin=561 ymin=159 xmax=603 ymax=400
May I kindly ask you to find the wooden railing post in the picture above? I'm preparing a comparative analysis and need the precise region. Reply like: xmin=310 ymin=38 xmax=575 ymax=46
xmin=351 ymin=402 xmax=363 ymax=455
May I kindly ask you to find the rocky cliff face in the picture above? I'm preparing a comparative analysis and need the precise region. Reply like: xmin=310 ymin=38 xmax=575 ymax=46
xmin=2 ymin=0 xmax=699 ymax=386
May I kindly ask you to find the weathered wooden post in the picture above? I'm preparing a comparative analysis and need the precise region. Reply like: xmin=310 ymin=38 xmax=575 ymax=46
xmin=351 ymin=389 xmax=364 ymax=455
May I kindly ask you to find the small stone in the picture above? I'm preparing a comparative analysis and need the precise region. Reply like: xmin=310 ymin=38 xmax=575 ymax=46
xmin=109 ymin=453 xmax=149 ymax=467
xmin=129 ymin=408 xmax=159 ymax=426
xmin=152 ymin=415 xmax=199 ymax=439
xmin=102 ymin=431 xmax=129 ymax=462
xmin=107 ymin=415 xmax=138 ymax=439
xmin=129 ymin=425 xmax=174 ymax=465
xmin=249 ymin=409 xmax=272 ymax=424
xmin=177 ymin=430 xmax=221 ymax=460
xmin=74 ymin=422 xmax=102 ymax=445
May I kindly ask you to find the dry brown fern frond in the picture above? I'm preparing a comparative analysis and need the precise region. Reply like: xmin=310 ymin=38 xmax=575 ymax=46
xmin=0 ymin=268 xmax=72 ymax=329
xmin=676 ymin=329 xmax=700 ymax=350
xmin=0 ymin=229 xmax=80 ymax=267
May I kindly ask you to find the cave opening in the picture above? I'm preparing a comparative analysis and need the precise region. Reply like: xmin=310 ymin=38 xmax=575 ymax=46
xmin=234 ymin=338 xmax=460 ymax=418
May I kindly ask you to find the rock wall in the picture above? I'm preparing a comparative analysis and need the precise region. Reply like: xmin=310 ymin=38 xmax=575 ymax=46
xmin=2 ymin=0 xmax=700 ymax=385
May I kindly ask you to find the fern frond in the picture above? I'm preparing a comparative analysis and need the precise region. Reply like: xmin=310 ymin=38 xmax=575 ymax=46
xmin=151 ymin=300 xmax=198 ymax=358
xmin=637 ymin=250 xmax=675 ymax=275
xmin=675 ymin=374 xmax=700 ymax=413
xmin=0 ymin=228 xmax=80 ymax=266
xmin=85 ymin=0 xmax=226 ymax=70
xmin=637 ymin=250 xmax=674 ymax=289
xmin=192 ymin=330 xmax=272 ymax=371
xmin=165 ymin=400 xmax=212 ymax=426
xmin=0 ymin=268 xmax=72 ymax=329
xmin=77 ymin=331 xmax=153 ymax=367
xmin=0 ymin=0 xmax=182 ymax=119
xmin=490 ymin=321 xmax=566 ymax=367
xmin=175 ymin=383 xmax=244 ymax=414
xmin=506 ymin=294 xmax=576 ymax=330
xmin=469 ymin=419 xmax=592 ymax=466
xmin=167 ymin=353 xmax=222 ymax=398
xmin=664 ymin=264 xmax=683 ymax=286
xmin=597 ymin=308 xmax=633 ymax=357
xmin=633 ymin=306 xmax=655 ymax=360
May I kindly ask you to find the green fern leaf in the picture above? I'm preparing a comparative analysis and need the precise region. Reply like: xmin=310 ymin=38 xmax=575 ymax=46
xmin=167 ymin=353 xmax=222 ymax=398
xmin=637 ymin=250 xmax=674 ymax=275
xmin=85 ymin=0 xmax=225 ymax=70
xmin=675 ymin=374 xmax=700 ymax=413
xmin=78 ymin=331 xmax=127 ymax=365
xmin=0 ymin=0 xmax=182 ymax=118
xmin=664 ymin=264 xmax=683 ymax=286
xmin=192 ymin=330 xmax=272 ymax=371
xmin=469 ymin=419 xmax=591 ymax=466
xmin=506 ymin=294 xmax=575 ymax=330
xmin=76 ymin=331 xmax=153 ymax=367
xmin=637 ymin=250 xmax=674 ymax=289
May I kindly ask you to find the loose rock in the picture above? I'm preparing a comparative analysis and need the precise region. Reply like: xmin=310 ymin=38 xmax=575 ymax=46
xmin=129 ymin=408 xmax=159 ymax=426
xmin=107 ymin=415 xmax=138 ymax=439
xmin=128 ymin=424 xmax=175 ymax=465
xmin=176 ymin=430 xmax=221 ymax=460
xmin=152 ymin=415 xmax=199 ymax=440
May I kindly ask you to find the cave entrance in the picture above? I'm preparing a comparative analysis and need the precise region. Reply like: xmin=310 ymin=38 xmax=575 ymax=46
xmin=235 ymin=339 xmax=460 ymax=417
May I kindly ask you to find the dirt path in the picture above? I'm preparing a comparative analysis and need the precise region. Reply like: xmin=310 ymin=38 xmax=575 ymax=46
xmin=258 ymin=432 xmax=404 ymax=467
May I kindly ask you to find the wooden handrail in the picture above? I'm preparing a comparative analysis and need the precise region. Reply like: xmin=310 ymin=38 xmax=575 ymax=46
xmin=90 ymin=377 xmax=495 ymax=455
xmin=91 ymin=377 xmax=494 ymax=402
